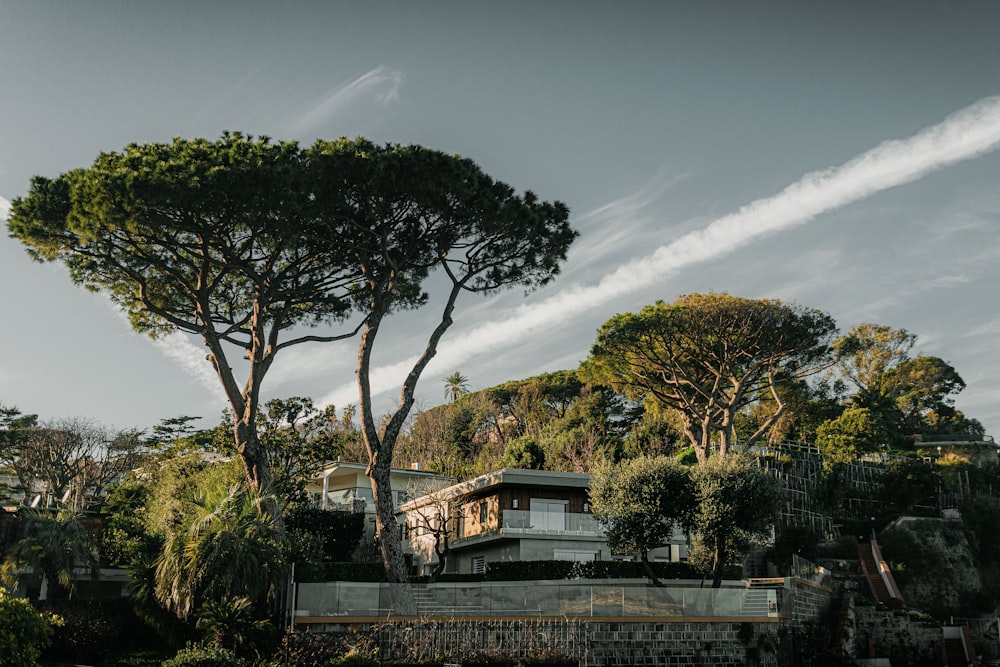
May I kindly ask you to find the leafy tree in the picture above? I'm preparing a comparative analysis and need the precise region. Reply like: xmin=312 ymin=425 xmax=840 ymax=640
xmin=0 ymin=587 xmax=58 ymax=667
xmin=815 ymin=407 xmax=885 ymax=468
xmin=582 ymin=294 xmax=837 ymax=463
xmin=0 ymin=405 xmax=38 ymax=504
xmin=832 ymin=323 xmax=981 ymax=446
xmin=154 ymin=485 xmax=285 ymax=621
xmin=0 ymin=508 xmax=99 ymax=602
xmin=256 ymin=396 xmax=348 ymax=507
xmin=8 ymin=133 xmax=363 ymax=530
xmin=283 ymin=505 xmax=365 ymax=564
xmin=307 ymin=140 xmax=575 ymax=584
xmin=690 ymin=452 xmax=781 ymax=587
xmin=498 ymin=437 xmax=546 ymax=470
xmin=443 ymin=372 xmax=471 ymax=402
xmin=100 ymin=476 xmax=161 ymax=568
xmin=878 ymin=457 xmax=941 ymax=515
xmin=589 ymin=455 xmax=696 ymax=585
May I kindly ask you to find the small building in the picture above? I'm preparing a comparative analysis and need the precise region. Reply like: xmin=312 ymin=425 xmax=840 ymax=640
xmin=401 ymin=468 xmax=687 ymax=577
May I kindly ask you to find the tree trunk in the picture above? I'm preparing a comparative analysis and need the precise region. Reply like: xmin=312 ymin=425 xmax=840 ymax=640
xmin=711 ymin=537 xmax=727 ymax=589
xmin=233 ymin=418 xmax=284 ymax=537
xmin=640 ymin=549 xmax=664 ymax=587
xmin=369 ymin=456 xmax=417 ymax=614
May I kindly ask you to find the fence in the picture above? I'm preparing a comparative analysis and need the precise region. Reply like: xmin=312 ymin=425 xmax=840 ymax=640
xmin=293 ymin=579 xmax=781 ymax=621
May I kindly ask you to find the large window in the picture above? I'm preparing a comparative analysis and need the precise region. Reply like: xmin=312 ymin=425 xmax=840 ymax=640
xmin=530 ymin=499 xmax=566 ymax=531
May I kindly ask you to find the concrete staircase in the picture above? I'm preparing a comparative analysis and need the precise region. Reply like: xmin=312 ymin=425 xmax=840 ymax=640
xmin=858 ymin=541 xmax=892 ymax=603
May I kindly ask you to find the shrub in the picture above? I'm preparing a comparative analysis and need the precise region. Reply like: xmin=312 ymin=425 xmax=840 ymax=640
xmin=485 ymin=559 xmax=703 ymax=581
xmin=0 ymin=589 xmax=59 ymax=667
xmin=43 ymin=598 xmax=169 ymax=663
xmin=161 ymin=644 xmax=246 ymax=667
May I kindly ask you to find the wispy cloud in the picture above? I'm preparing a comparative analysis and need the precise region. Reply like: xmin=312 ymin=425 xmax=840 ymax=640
xmin=562 ymin=170 xmax=688 ymax=278
xmin=319 ymin=95 xmax=1000 ymax=409
xmin=152 ymin=332 xmax=225 ymax=397
xmin=0 ymin=195 xmax=11 ymax=221
xmin=288 ymin=65 xmax=404 ymax=135
xmin=96 ymin=294 xmax=223 ymax=399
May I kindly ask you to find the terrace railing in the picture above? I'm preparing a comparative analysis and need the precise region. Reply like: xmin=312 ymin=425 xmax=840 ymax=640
xmin=293 ymin=580 xmax=781 ymax=621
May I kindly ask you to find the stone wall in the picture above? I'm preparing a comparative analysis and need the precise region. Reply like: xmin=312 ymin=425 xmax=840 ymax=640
xmin=853 ymin=605 xmax=943 ymax=665
xmin=584 ymin=621 xmax=779 ymax=667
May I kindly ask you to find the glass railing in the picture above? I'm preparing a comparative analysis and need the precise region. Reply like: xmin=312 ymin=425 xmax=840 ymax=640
xmin=458 ymin=510 xmax=602 ymax=540
xmin=294 ymin=581 xmax=782 ymax=620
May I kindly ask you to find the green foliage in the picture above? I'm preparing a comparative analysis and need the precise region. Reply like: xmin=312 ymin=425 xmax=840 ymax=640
xmin=144 ymin=456 xmax=243 ymax=538
xmin=878 ymin=457 xmax=940 ymax=515
xmin=589 ymin=455 xmax=695 ymax=584
xmin=485 ymin=560 xmax=578 ymax=581
xmin=161 ymin=643 xmax=246 ymax=667
xmin=582 ymin=293 xmax=836 ymax=463
xmin=833 ymin=323 xmax=982 ymax=447
xmin=0 ymin=588 xmax=58 ymax=667
xmin=154 ymin=484 xmax=286 ymax=620
xmin=404 ymin=370 xmax=624 ymax=478
xmin=196 ymin=597 xmax=276 ymax=659
xmin=276 ymin=628 xmax=379 ymax=667
xmin=484 ymin=559 xmax=703 ymax=581
xmin=282 ymin=507 xmax=365 ymax=578
xmin=815 ymin=407 xmax=885 ymax=467
xmin=691 ymin=452 xmax=782 ymax=587
xmin=42 ymin=598 xmax=169 ymax=665
xmin=499 ymin=437 xmax=546 ymax=469
xmin=444 ymin=372 xmax=471 ymax=402
xmin=303 ymin=562 xmax=387 ymax=583
xmin=767 ymin=526 xmax=823 ymax=576
xmin=101 ymin=477 xmax=161 ymax=568
xmin=1 ymin=508 xmax=99 ymax=601
xmin=257 ymin=397 xmax=350 ymax=507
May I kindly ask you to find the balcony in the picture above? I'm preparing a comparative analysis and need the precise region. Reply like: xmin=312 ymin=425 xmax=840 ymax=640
xmin=457 ymin=509 xmax=602 ymax=542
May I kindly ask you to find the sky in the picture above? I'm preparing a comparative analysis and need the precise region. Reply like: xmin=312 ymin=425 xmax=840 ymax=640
xmin=1 ymin=1 xmax=999 ymax=439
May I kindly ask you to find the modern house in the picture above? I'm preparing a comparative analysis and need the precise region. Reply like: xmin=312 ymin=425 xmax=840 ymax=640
xmin=305 ymin=461 xmax=455 ymax=552
xmin=400 ymin=467 xmax=687 ymax=577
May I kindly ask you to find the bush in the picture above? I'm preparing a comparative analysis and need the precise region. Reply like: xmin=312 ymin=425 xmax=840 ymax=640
xmin=43 ymin=598 xmax=169 ymax=664
xmin=0 ymin=589 xmax=58 ymax=667
xmin=162 ymin=644 xmax=246 ymax=667
xmin=485 ymin=559 xmax=703 ymax=581
xmin=299 ymin=562 xmax=387 ymax=583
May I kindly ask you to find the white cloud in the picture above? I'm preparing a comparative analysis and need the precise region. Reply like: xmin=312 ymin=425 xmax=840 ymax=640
xmin=288 ymin=65 xmax=404 ymax=135
xmin=0 ymin=196 xmax=11 ymax=221
xmin=152 ymin=332 xmax=225 ymax=397
xmin=319 ymin=95 xmax=1000 ymax=409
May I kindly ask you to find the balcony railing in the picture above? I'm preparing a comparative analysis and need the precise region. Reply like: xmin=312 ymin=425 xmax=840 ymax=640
xmin=293 ymin=580 xmax=782 ymax=620
xmin=458 ymin=509 xmax=603 ymax=541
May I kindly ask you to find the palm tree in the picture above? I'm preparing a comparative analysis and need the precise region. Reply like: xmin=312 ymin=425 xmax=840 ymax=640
xmin=154 ymin=485 xmax=286 ymax=620
xmin=196 ymin=596 xmax=274 ymax=658
xmin=443 ymin=372 xmax=470 ymax=402
xmin=0 ymin=509 xmax=98 ymax=603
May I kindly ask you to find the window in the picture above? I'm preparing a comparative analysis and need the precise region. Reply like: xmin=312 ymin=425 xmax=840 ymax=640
xmin=471 ymin=556 xmax=486 ymax=574
xmin=512 ymin=498 xmax=519 ymax=509
xmin=530 ymin=499 xmax=567 ymax=531
xmin=479 ymin=502 xmax=488 ymax=523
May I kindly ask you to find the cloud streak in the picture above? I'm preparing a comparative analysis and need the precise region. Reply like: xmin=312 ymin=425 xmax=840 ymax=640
xmin=289 ymin=65 xmax=404 ymax=135
xmin=319 ymin=95 xmax=1000 ymax=408
xmin=0 ymin=195 xmax=11 ymax=221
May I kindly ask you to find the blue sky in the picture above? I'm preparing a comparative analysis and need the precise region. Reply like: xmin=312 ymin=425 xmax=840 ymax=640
xmin=1 ymin=1 xmax=999 ymax=438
